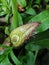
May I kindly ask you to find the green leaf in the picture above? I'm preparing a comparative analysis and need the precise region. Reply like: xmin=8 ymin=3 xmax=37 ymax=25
xmin=25 ymin=43 xmax=41 ymax=65
xmin=10 ymin=0 xmax=18 ymax=31
xmin=0 ymin=12 xmax=5 ymax=16
xmin=0 ymin=56 xmax=12 ymax=65
xmin=29 ymin=10 xmax=49 ymax=33
xmin=35 ymin=0 xmax=41 ymax=4
xmin=0 ymin=55 xmax=5 ymax=62
xmin=10 ymin=0 xmax=23 ymax=31
xmin=1 ymin=0 xmax=9 ymax=8
xmin=0 ymin=45 xmax=12 ymax=56
xmin=1 ymin=0 xmax=11 ymax=11
xmin=0 ymin=46 xmax=13 ymax=62
xmin=10 ymin=50 xmax=22 ymax=65
xmin=26 ymin=51 xmax=35 ymax=65
xmin=33 ymin=38 xmax=49 ymax=50
xmin=26 ymin=51 xmax=38 ymax=65
xmin=18 ymin=13 xmax=23 ymax=26
xmin=25 ymin=8 xmax=36 ymax=15
xmin=25 ymin=44 xmax=41 ymax=52
xmin=17 ymin=0 xmax=26 ymax=7
xmin=5 ymin=14 xmax=9 ymax=23
xmin=27 ymin=30 xmax=49 ymax=50
xmin=0 ymin=1 xmax=10 ymax=15
xmin=5 ymin=27 xmax=10 ymax=35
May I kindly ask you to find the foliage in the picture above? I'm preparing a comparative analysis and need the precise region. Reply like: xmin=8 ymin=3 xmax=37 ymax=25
xmin=0 ymin=0 xmax=49 ymax=65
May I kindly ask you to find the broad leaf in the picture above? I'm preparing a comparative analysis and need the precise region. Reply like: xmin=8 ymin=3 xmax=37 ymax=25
xmin=25 ymin=44 xmax=41 ymax=52
xmin=5 ymin=27 xmax=10 ymax=35
xmin=33 ymin=38 xmax=49 ymax=50
xmin=0 ymin=56 xmax=12 ymax=65
xmin=25 ymin=8 xmax=36 ymax=15
xmin=29 ymin=10 xmax=49 ymax=33
xmin=17 ymin=0 xmax=26 ymax=7
xmin=26 ymin=51 xmax=35 ymax=65
xmin=27 ymin=30 xmax=49 ymax=50
xmin=10 ymin=0 xmax=23 ymax=31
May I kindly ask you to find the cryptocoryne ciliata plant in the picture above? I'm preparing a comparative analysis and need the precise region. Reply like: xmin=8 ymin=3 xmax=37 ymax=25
xmin=10 ymin=22 xmax=40 ymax=47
